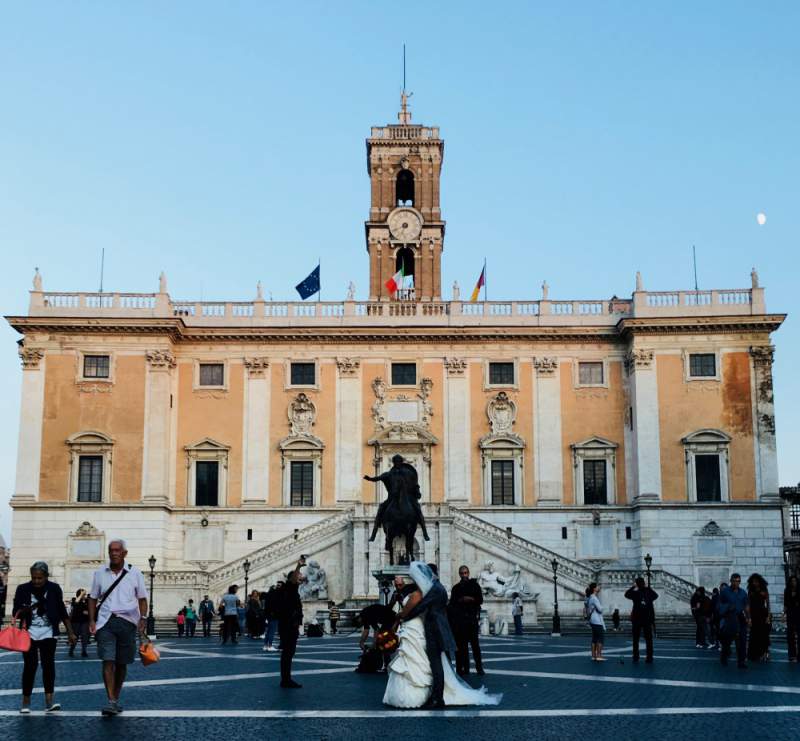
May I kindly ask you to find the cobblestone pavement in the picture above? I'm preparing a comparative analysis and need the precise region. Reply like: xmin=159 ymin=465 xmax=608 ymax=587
xmin=1 ymin=632 xmax=799 ymax=740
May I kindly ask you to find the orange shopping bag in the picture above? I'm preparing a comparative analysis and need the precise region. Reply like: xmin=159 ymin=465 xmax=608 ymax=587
xmin=0 ymin=614 xmax=32 ymax=653
xmin=139 ymin=635 xmax=160 ymax=666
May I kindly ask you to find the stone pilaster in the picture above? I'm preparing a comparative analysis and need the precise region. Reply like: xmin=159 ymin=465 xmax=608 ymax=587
xmin=750 ymin=346 xmax=779 ymax=501
xmin=443 ymin=358 xmax=470 ymax=502
xmin=142 ymin=350 xmax=175 ymax=502
xmin=13 ymin=347 xmax=46 ymax=502
xmin=335 ymin=358 xmax=362 ymax=502
xmin=533 ymin=357 xmax=563 ymax=502
xmin=625 ymin=349 xmax=661 ymax=501
xmin=243 ymin=358 xmax=270 ymax=505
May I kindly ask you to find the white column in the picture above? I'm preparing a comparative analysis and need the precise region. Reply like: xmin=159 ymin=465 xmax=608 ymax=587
xmin=243 ymin=358 xmax=270 ymax=504
xmin=142 ymin=350 xmax=175 ymax=502
xmin=335 ymin=358 xmax=362 ymax=502
xmin=533 ymin=357 xmax=563 ymax=502
xmin=443 ymin=358 xmax=470 ymax=502
xmin=14 ymin=348 xmax=46 ymax=501
xmin=750 ymin=346 xmax=780 ymax=501
xmin=626 ymin=349 xmax=661 ymax=501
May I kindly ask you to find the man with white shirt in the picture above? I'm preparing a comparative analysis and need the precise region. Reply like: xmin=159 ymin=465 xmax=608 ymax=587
xmin=88 ymin=539 xmax=149 ymax=717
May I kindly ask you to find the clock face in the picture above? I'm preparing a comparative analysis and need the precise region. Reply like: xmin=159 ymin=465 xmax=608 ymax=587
xmin=388 ymin=208 xmax=422 ymax=242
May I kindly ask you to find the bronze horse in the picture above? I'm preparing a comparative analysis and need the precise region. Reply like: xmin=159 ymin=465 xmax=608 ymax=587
xmin=365 ymin=456 xmax=430 ymax=565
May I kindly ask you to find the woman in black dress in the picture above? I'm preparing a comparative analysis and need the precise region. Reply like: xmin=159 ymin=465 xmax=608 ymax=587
xmin=746 ymin=573 xmax=771 ymax=662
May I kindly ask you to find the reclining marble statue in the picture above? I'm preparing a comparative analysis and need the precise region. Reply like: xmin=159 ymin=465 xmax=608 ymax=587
xmin=364 ymin=455 xmax=430 ymax=565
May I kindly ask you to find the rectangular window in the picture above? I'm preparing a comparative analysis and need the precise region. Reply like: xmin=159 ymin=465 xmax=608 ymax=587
xmin=83 ymin=355 xmax=110 ymax=379
xmin=77 ymin=456 xmax=103 ymax=502
xmin=247 ymin=528 xmax=253 ymax=541
xmin=490 ymin=460 xmax=515 ymax=505
xmin=561 ymin=526 xmax=568 ymax=540
xmin=489 ymin=362 xmax=515 ymax=386
xmin=578 ymin=362 xmax=604 ymax=385
xmin=791 ymin=504 xmax=800 ymax=537
xmin=689 ymin=353 xmax=716 ymax=377
xmin=195 ymin=461 xmax=219 ymax=506
xmin=391 ymin=362 xmax=417 ymax=386
xmin=695 ymin=454 xmax=721 ymax=502
xmin=583 ymin=459 xmax=607 ymax=505
xmin=290 ymin=362 xmax=316 ymax=386
xmin=625 ymin=526 xmax=632 ymax=540
xmin=199 ymin=363 xmax=224 ymax=387
xmin=290 ymin=461 xmax=314 ymax=507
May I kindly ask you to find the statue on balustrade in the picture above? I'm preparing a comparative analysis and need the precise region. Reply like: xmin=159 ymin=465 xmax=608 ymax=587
xmin=364 ymin=455 xmax=430 ymax=565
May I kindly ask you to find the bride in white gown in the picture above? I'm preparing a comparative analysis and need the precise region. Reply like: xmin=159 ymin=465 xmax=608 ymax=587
xmin=383 ymin=563 xmax=502 ymax=708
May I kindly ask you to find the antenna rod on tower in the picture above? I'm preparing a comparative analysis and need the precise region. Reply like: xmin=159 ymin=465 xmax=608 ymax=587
xmin=99 ymin=248 xmax=105 ymax=293
xmin=403 ymin=44 xmax=406 ymax=91
xmin=692 ymin=245 xmax=698 ymax=291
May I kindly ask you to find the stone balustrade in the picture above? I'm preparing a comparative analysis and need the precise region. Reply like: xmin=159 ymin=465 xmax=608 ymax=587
xmin=25 ymin=286 xmax=765 ymax=327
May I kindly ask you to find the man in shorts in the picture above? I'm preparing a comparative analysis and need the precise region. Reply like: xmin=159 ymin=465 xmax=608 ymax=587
xmin=88 ymin=539 xmax=149 ymax=716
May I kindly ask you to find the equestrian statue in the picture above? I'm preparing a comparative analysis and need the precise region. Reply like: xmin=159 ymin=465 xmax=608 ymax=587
xmin=364 ymin=454 xmax=430 ymax=565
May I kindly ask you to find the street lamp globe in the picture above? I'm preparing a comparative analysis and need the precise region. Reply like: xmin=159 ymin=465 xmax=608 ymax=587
xmin=148 ymin=554 xmax=157 ymax=571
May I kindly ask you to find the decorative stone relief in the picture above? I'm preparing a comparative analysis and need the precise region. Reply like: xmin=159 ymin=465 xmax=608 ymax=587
xmin=146 ymin=349 xmax=176 ymax=370
xmin=750 ymin=345 xmax=775 ymax=370
xmin=533 ymin=357 xmax=558 ymax=376
xmin=444 ymin=357 xmax=467 ymax=376
xmin=694 ymin=520 xmax=731 ymax=537
xmin=418 ymin=378 xmax=433 ymax=428
xmin=487 ymin=392 xmax=516 ymax=435
xmin=19 ymin=347 xmax=44 ymax=369
xmin=76 ymin=383 xmax=113 ymax=394
xmin=625 ymin=349 xmax=654 ymax=374
xmin=244 ymin=357 xmax=269 ymax=378
xmin=371 ymin=377 xmax=387 ymax=429
xmin=336 ymin=357 xmax=360 ymax=377
xmin=289 ymin=393 xmax=316 ymax=436
xmin=70 ymin=521 xmax=101 ymax=537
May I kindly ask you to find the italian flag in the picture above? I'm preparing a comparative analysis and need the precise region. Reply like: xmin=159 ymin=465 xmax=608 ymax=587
xmin=385 ymin=264 xmax=404 ymax=295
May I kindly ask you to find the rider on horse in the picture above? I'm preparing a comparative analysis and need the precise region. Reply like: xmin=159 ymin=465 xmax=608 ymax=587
xmin=364 ymin=454 xmax=430 ymax=542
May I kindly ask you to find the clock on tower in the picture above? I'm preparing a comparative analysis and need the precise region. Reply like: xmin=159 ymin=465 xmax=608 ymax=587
xmin=365 ymin=94 xmax=445 ymax=301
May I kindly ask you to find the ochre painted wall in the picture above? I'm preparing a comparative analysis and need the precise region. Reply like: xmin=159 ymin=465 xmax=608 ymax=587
xmin=560 ymin=360 xmax=627 ymax=505
xmin=657 ymin=352 xmax=755 ymax=501
xmin=40 ymin=353 xmax=145 ymax=502
xmin=175 ymin=360 xmax=244 ymax=507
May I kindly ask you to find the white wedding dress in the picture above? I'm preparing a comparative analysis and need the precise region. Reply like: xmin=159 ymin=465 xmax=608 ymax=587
xmin=383 ymin=596 xmax=502 ymax=708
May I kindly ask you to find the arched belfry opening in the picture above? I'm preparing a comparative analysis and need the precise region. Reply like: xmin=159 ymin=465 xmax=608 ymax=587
xmin=395 ymin=246 xmax=416 ymax=299
xmin=396 ymin=169 xmax=415 ymax=206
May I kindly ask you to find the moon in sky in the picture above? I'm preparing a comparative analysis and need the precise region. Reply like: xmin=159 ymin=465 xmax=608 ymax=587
xmin=756 ymin=212 xmax=767 ymax=226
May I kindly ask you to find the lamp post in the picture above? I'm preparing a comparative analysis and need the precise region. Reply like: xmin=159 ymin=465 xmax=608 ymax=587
xmin=644 ymin=553 xmax=653 ymax=588
xmin=551 ymin=558 xmax=561 ymax=637
xmin=243 ymin=559 xmax=251 ymax=605
xmin=147 ymin=555 xmax=156 ymax=637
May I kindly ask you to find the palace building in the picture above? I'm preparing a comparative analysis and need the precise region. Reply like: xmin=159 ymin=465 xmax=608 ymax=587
xmin=5 ymin=97 xmax=788 ymax=621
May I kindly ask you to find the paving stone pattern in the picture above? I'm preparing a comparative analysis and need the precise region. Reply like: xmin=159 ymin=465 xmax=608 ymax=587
xmin=1 ymin=633 xmax=799 ymax=740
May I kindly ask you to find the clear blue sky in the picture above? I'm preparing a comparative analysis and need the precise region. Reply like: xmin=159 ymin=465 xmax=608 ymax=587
xmin=1 ymin=2 xmax=798 ymax=543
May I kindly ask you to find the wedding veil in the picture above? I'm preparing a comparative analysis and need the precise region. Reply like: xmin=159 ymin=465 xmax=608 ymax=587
xmin=409 ymin=561 xmax=435 ymax=596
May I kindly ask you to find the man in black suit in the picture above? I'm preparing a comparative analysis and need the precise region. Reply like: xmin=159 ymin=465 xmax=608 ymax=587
xmin=449 ymin=565 xmax=484 ymax=676
xmin=398 ymin=562 xmax=457 ymax=708
xmin=625 ymin=577 xmax=659 ymax=663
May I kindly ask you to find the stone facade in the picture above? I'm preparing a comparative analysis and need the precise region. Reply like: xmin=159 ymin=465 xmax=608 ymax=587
xmin=4 ymin=98 xmax=787 ymax=621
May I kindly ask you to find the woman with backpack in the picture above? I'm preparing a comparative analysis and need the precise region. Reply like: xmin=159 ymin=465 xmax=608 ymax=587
xmin=585 ymin=582 xmax=606 ymax=662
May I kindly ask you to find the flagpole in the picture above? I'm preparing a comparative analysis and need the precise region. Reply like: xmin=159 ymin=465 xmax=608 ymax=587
xmin=483 ymin=258 xmax=487 ymax=301
xmin=318 ymin=258 xmax=321 ymax=302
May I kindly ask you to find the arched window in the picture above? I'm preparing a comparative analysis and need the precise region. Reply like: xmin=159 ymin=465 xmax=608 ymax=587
xmin=395 ymin=246 xmax=416 ymax=299
xmin=396 ymin=169 xmax=414 ymax=206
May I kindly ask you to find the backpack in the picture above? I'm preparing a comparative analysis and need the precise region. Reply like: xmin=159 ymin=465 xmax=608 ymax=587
xmin=355 ymin=648 xmax=384 ymax=673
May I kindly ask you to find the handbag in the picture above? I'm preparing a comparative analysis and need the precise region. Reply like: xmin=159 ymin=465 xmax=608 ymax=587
xmin=0 ymin=614 xmax=32 ymax=653
xmin=138 ymin=635 xmax=160 ymax=666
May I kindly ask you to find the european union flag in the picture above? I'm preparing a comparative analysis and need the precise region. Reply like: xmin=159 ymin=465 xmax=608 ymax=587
xmin=295 ymin=264 xmax=320 ymax=300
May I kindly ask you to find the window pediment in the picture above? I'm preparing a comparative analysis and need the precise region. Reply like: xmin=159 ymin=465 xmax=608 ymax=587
xmin=682 ymin=429 xmax=731 ymax=445
xmin=479 ymin=432 xmax=525 ymax=450
xmin=184 ymin=437 xmax=230 ymax=453
xmin=571 ymin=436 xmax=618 ymax=451
xmin=279 ymin=433 xmax=325 ymax=451
xmin=67 ymin=431 xmax=114 ymax=447
xmin=368 ymin=423 xmax=438 ymax=447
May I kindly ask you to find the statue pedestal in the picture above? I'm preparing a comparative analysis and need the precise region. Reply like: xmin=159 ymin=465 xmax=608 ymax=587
xmin=371 ymin=565 xmax=411 ymax=605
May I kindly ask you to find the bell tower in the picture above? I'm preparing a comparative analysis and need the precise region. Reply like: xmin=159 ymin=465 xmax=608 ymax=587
xmin=365 ymin=94 xmax=445 ymax=301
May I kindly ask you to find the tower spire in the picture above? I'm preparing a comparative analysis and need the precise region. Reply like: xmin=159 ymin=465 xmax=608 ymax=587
xmin=398 ymin=44 xmax=412 ymax=124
